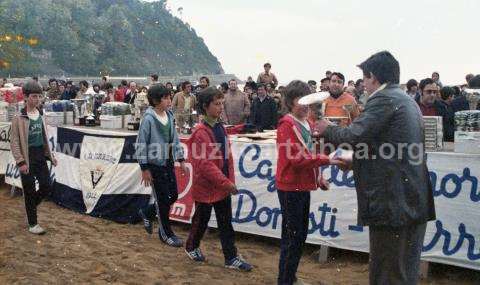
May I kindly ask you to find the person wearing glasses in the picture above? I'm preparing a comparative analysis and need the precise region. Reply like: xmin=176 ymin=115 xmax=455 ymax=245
xmin=417 ymin=78 xmax=440 ymax=116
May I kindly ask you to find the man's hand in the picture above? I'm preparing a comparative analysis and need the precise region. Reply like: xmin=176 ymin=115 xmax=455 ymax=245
xmin=52 ymin=157 xmax=58 ymax=167
xmin=141 ymin=170 xmax=153 ymax=187
xmin=19 ymin=164 xmax=29 ymax=175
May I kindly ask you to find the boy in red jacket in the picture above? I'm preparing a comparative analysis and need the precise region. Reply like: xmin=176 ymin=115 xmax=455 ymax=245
xmin=276 ymin=80 xmax=336 ymax=285
xmin=185 ymin=87 xmax=252 ymax=272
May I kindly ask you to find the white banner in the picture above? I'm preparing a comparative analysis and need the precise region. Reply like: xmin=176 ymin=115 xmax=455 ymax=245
xmin=226 ymin=141 xmax=480 ymax=271
xmin=79 ymin=135 xmax=125 ymax=213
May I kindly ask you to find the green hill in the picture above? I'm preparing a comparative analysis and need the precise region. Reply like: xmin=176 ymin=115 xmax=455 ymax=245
xmin=0 ymin=0 xmax=224 ymax=77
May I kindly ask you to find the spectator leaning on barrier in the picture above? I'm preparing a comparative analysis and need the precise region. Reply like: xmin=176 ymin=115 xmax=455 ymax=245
xmin=10 ymin=80 xmax=58 ymax=235
xmin=319 ymin=51 xmax=436 ymax=285
xmin=417 ymin=78 xmax=440 ymax=116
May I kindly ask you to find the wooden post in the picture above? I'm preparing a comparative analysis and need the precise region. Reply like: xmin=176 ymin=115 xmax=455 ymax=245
xmin=419 ymin=261 xmax=430 ymax=279
xmin=318 ymin=245 xmax=330 ymax=263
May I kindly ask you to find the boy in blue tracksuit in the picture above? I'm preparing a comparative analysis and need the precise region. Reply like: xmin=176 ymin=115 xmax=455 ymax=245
xmin=136 ymin=84 xmax=188 ymax=247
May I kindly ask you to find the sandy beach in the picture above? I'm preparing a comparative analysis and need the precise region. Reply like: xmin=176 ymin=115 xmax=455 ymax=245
xmin=0 ymin=182 xmax=479 ymax=285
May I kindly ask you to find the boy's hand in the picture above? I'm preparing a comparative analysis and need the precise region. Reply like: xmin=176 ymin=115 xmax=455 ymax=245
xmin=19 ymin=164 xmax=29 ymax=174
xmin=229 ymin=184 xmax=239 ymax=195
xmin=141 ymin=170 xmax=153 ymax=187
xmin=318 ymin=176 xmax=330 ymax=191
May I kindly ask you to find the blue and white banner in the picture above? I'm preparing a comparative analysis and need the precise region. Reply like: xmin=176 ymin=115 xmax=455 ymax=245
xmin=1 ymin=124 xmax=479 ymax=270
xmin=226 ymin=141 xmax=480 ymax=271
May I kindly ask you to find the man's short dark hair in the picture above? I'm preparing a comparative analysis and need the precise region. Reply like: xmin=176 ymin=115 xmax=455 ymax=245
xmin=150 ymin=74 xmax=159 ymax=81
xmin=358 ymin=51 xmax=400 ymax=84
xmin=79 ymin=80 xmax=89 ymax=88
xmin=121 ymin=80 xmax=128 ymax=86
xmin=166 ymin=82 xmax=173 ymax=87
xmin=320 ymin=77 xmax=330 ymax=84
xmin=181 ymin=81 xmax=191 ymax=90
xmin=468 ymin=75 xmax=480 ymax=88
xmin=220 ymin=82 xmax=229 ymax=92
xmin=23 ymin=80 xmax=43 ymax=97
xmin=419 ymin=78 xmax=436 ymax=92
xmin=229 ymin=78 xmax=237 ymax=84
xmin=440 ymin=86 xmax=455 ymax=101
xmin=48 ymin=78 xmax=57 ymax=85
xmin=199 ymin=76 xmax=210 ymax=85
xmin=330 ymin=72 xmax=345 ymax=84
xmin=284 ymin=80 xmax=311 ymax=112
xmin=406 ymin=79 xmax=418 ymax=91
xmin=147 ymin=84 xmax=170 ymax=106
xmin=307 ymin=80 xmax=317 ymax=86
xmin=257 ymin=83 xmax=266 ymax=90
xmin=66 ymin=80 xmax=73 ymax=86
xmin=196 ymin=86 xmax=224 ymax=115
xmin=264 ymin=63 xmax=271 ymax=68
xmin=93 ymin=83 xmax=100 ymax=89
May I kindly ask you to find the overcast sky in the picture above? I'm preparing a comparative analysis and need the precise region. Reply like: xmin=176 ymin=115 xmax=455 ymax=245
xmin=164 ymin=0 xmax=478 ymax=85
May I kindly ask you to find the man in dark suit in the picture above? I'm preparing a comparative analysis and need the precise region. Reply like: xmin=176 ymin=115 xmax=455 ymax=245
xmin=318 ymin=51 xmax=436 ymax=285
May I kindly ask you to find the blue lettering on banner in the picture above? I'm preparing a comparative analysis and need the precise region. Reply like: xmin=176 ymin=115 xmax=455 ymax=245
xmin=5 ymin=162 xmax=21 ymax=179
xmin=423 ymin=220 xmax=480 ymax=261
xmin=233 ymin=189 xmax=340 ymax=237
xmin=430 ymin=168 xmax=479 ymax=203
xmin=238 ymin=144 xmax=276 ymax=192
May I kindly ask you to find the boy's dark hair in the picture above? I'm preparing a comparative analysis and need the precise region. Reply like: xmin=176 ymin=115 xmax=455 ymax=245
xmin=121 ymin=80 xmax=128 ymax=86
xmin=199 ymin=76 xmax=210 ymax=85
xmin=147 ymin=84 xmax=170 ymax=106
xmin=330 ymin=72 xmax=345 ymax=83
xmin=181 ymin=81 xmax=191 ymax=90
xmin=307 ymin=80 xmax=317 ymax=86
xmin=440 ymin=86 xmax=455 ymax=101
xmin=284 ymin=80 xmax=311 ymax=112
xmin=406 ymin=79 xmax=418 ymax=91
xmin=320 ymin=77 xmax=330 ymax=84
xmin=23 ymin=80 xmax=43 ymax=96
xmin=419 ymin=78 xmax=436 ymax=91
xmin=196 ymin=86 xmax=224 ymax=115
xmin=358 ymin=51 xmax=400 ymax=84
xmin=468 ymin=75 xmax=480 ymax=88
xmin=79 ymin=80 xmax=89 ymax=88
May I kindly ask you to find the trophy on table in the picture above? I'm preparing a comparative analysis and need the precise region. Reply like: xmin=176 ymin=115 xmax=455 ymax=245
xmin=465 ymin=89 xmax=480 ymax=110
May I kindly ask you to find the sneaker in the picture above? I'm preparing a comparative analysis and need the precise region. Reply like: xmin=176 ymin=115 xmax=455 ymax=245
xmin=293 ymin=278 xmax=311 ymax=285
xmin=161 ymin=235 xmax=183 ymax=247
xmin=138 ymin=209 xmax=153 ymax=234
xmin=28 ymin=224 xmax=46 ymax=235
xmin=225 ymin=256 xmax=252 ymax=272
xmin=185 ymin=248 xmax=206 ymax=262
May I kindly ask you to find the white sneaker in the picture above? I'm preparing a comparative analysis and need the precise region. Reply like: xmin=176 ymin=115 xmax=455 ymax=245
xmin=28 ymin=224 xmax=46 ymax=235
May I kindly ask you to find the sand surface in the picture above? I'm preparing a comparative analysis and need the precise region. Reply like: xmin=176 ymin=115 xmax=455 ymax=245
xmin=1 ymin=183 xmax=479 ymax=285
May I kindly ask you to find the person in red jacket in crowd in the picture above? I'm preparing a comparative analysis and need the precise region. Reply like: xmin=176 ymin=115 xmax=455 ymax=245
xmin=185 ymin=86 xmax=253 ymax=272
xmin=276 ymin=80 xmax=341 ymax=285
xmin=114 ymin=80 xmax=129 ymax=102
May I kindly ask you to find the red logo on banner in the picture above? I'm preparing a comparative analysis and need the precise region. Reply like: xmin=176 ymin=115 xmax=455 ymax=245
xmin=170 ymin=162 xmax=195 ymax=222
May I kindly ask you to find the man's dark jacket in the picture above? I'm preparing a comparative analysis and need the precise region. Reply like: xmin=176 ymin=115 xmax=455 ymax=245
xmin=324 ymin=84 xmax=436 ymax=227
xmin=249 ymin=95 xmax=278 ymax=131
